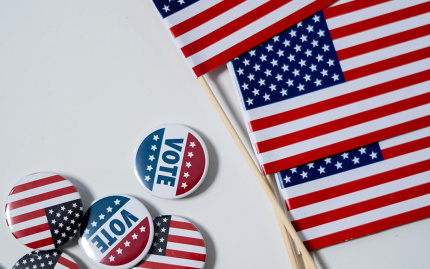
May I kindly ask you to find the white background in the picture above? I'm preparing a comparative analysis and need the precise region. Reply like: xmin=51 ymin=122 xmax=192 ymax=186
xmin=0 ymin=1 xmax=429 ymax=268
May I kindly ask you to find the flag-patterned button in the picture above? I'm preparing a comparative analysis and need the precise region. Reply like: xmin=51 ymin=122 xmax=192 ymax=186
xmin=134 ymin=215 xmax=206 ymax=269
xmin=79 ymin=194 xmax=154 ymax=269
xmin=5 ymin=172 xmax=83 ymax=250
xmin=135 ymin=124 xmax=209 ymax=199
xmin=12 ymin=249 xmax=79 ymax=269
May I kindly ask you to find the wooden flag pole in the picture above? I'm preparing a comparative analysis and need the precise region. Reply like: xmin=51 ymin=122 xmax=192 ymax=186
xmin=198 ymin=76 xmax=317 ymax=269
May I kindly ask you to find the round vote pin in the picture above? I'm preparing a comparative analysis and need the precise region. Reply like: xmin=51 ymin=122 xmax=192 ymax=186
xmin=79 ymin=194 xmax=154 ymax=269
xmin=12 ymin=249 xmax=79 ymax=269
xmin=4 ymin=172 xmax=83 ymax=250
xmin=134 ymin=215 xmax=206 ymax=269
xmin=134 ymin=124 xmax=209 ymax=199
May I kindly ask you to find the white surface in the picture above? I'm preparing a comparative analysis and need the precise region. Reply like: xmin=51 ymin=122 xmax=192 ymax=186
xmin=0 ymin=1 xmax=429 ymax=269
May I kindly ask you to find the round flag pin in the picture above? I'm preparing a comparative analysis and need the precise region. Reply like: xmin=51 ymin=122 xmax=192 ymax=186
xmin=134 ymin=124 xmax=209 ymax=199
xmin=79 ymin=194 xmax=154 ymax=269
xmin=4 ymin=172 xmax=83 ymax=250
xmin=12 ymin=249 xmax=79 ymax=269
xmin=134 ymin=215 xmax=206 ymax=269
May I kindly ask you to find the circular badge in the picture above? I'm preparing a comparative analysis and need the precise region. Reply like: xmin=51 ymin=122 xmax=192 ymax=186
xmin=79 ymin=194 xmax=154 ymax=269
xmin=134 ymin=215 xmax=206 ymax=269
xmin=134 ymin=124 xmax=209 ymax=199
xmin=4 ymin=172 xmax=83 ymax=250
xmin=12 ymin=249 xmax=79 ymax=269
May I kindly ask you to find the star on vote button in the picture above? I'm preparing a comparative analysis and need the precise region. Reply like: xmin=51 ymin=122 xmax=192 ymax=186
xmin=134 ymin=124 xmax=209 ymax=199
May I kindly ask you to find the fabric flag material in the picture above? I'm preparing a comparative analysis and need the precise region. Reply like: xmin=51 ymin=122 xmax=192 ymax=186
xmin=13 ymin=250 xmax=79 ymax=269
xmin=152 ymin=0 xmax=337 ymax=77
xmin=228 ymin=0 xmax=430 ymax=174
xmin=135 ymin=215 xmax=206 ymax=269
xmin=5 ymin=172 xmax=83 ymax=250
xmin=275 ymin=127 xmax=430 ymax=251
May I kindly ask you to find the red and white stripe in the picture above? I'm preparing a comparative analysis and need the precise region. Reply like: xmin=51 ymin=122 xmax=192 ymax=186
xmin=276 ymin=127 xmax=430 ymax=251
xmin=4 ymin=172 xmax=80 ymax=250
xmin=56 ymin=253 xmax=79 ymax=269
xmin=136 ymin=216 xmax=206 ymax=269
xmin=242 ymin=0 xmax=430 ymax=174
xmin=159 ymin=0 xmax=336 ymax=77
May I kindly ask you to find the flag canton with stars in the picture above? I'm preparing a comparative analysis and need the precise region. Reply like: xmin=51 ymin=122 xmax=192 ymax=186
xmin=12 ymin=250 xmax=76 ymax=269
xmin=149 ymin=215 xmax=172 ymax=256
xmin=231 ymin=11 xmax=345 ymax=110
xmin=45 ymin=199 xmax=83 ymax=248
xmin=277 ymin=142 xmax=383 ymax=189
xmin=153 ymin=0 xmax=199 ymax=18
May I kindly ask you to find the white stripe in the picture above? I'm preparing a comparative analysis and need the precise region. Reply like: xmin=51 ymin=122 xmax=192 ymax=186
xmin=259 ymin=104 xmax=430 ymax=164
xmin=328 ymin=0 xmax=354 ymax=7
xmin=169 ymin=227 xmax=203 ymax=239
xmin=18 ymin=230 xmax=52 ymax=244
xmin=167 ymin=241 xmax=207 ymax=254
xmin=186 ymin=0 xmax=315 ymax=67
xmin=289 ymin=171 xmax=430 ymax=220
xmin=246 ymin=58 xmax=429 ymax=121
xmin=7 ymin=180 xmax=73 ymax=203
xmin=380 ymin=127 xmax=430 ymax=150
xmin=55 ymin=263 xmax=69 ymax=269
xmin=299 ymin=194 xmax=430 ymax=241
xmin=14 ymin=172 xmax=58 ymax=185
xmin=9 ymin=216 xmax=47 ymax=233
xmin=176 ymin=0 xmax=270 ymax=47
xmin=144 ymin=253 xmax=205 ymax=268
xmin=165 ymin=0 xmax=223 ymax=27
xmin=331 ymin=13 xmax=429 ymax=51
xmin=325 ymin=0 xmax=427 ymax=30
xmin=280 ymin=148 xmax=429 ymax=198
xmin=340 ymin=35 xmax=430 ymax=72
xmin=252 ymin=81 xmax=429 ymax=142
xmin=7 ymin=192 xmax=81 ymax=218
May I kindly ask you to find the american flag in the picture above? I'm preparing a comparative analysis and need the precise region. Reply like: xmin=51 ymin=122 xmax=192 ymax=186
xmin=152 ymin=0 xmax=337 ymax=77
xmin=228 ymin=0 xmax=430 ymax=174
xmin=5 ymin=172 xmax=83 ymax=250
xmin=12 ymin=250 xmax=79 ymax=269
xmin=275 ymin=127 xmax=430 ymax=251
xmin=135 ymin=215 xmax=206 ymax=269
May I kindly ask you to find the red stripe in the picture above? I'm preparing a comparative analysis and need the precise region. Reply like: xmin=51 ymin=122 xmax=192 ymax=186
xmin=165 ymin=249 xmax=206 ymax=262
xmin=382 ymin=136 xmax=430 ymax=160
xmin=8 ymin=209 xmax=46 ymax=226
xmin=182 ymin=0 xmax=291 ymax=57
xmin=7 ymin=186 xmax=77 ymax=210
xmin=262 ymin=116 xmax=430 ymax=174
xmin=12 ymin=222 xmax=50 ymax=239
xmin=292 ymin=183 xmax=430 ymax=231
xmin=25 ymin=237 xmax=54 ymax=249
xmin=287 ymin=160 xmax=430 ymax=210
xmin=329 ymin=2 xmax=430 ymax=40
xmin=191 ymin=0 xmax=335 ymax=76
xmin=256 ymin=92 xmax=430 ymax=153
xmin=9 ymin=175 xmax=66 ymax=195
xmin=171 ymin=0 xmax=246 ymax=37
xmin=343 ymin=47 xmax=430 ymax=81
xmin=170 ymin=220 xmax=199 ymax=231
xmin=168 ymin=234 xmax=205 ymax=247
xmin=249 ymin=70 xmax=429 ymax=132
xmin=136 ymin=261 xmax=198 ymax=269
xmin=57 ymin=256 xmax=79 ymax=269
xmin=337 ymin=24 xmax=430 ymax=61
xmin=304 ymin=205 xmax=430 ymax=251
xmin=323 ymin=0 xmax=392 ymax=19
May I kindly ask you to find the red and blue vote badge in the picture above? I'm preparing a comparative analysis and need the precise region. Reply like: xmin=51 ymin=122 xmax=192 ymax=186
xmin=12 ymin=250 xmax=79 ymax=269
xmin=134 ymin=124 xmax=209 ymax=199
xmin=79 ymin=194 xmax=154 ymax=269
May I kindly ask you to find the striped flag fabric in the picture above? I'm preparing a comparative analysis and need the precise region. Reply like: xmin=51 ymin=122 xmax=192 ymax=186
xmin=5 ymin=172 xmax=83 ymax=250
xmin=228 ymin=0 xmax=430 ymax=174
xmin=275 ymin=127 xmax=430 ymax=251
xmin=151 ymin=0 xmax=337 ymax=77
xmin=13 ymin=250 xmax=79 ymax=269
xmin=135 ymin=215 xmax=206 ymax=269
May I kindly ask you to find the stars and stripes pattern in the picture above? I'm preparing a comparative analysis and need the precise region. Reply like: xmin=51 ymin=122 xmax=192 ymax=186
xmin=275 ymin=127 xmax=430 ymax=251
xmin=5 ymin=172 xmax=83 ymax=250
xmin=228 ymin=0 xmax=430 ymax=174
xmin=152 ymin=0 xmax=337 ymax=77
xmin=12 ymin=250 xmax=79 ymax=269
xmin=135 ymin=215 xmax=206 ymax=269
